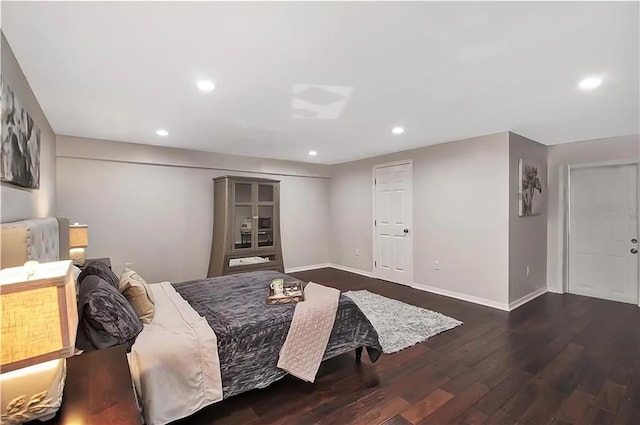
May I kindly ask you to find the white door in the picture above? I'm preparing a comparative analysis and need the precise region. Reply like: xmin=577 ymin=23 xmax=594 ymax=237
xmin=374 ymin=162 xmax=413 ymax=285
xmin=569 ymin=164 xmax=639 ymax=304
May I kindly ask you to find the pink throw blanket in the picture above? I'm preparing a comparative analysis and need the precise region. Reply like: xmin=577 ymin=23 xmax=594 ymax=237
xmin=277 ymin=282 xmax=340 ymax=382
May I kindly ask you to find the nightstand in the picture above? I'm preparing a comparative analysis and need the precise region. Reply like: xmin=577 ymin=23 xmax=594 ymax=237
xmin=39 ymin=345 xmax=141 ymax=425
xmin=77 ymin=257 xmax=111 ymax=270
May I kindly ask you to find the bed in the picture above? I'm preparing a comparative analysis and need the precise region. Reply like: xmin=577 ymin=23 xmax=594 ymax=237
xmin=1 ymin=217 xmax=383 ymax=425
xmin=1 ymin=216 xmax=70 ymax=268
xmin=130 ymin=271 xmax=382 ymax=424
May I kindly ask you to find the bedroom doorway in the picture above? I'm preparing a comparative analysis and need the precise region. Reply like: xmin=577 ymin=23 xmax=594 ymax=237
xmin=568 ymin=163 xmax=639 ymax=304
xmin=372 ymin=160 xmax=413 ymax=285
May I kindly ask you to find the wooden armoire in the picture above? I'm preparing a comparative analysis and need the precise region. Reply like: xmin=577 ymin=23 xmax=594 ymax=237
xmin=207 ymin=176 xmax=284 ymax=277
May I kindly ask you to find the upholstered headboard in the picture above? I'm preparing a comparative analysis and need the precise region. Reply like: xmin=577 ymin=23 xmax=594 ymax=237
xmin=0 ymin=217 xmax=70 ymax=269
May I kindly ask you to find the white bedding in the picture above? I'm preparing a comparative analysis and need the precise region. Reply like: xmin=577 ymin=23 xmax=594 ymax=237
xmin=128 ymin=282 xmax=223 ymax=425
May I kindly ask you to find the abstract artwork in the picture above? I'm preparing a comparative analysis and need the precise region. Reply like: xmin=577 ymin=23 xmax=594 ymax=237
xmin=1 ymin=78 xmax=40 ymax=189
xmin=519 ymin=158 xmax=543 ymax=216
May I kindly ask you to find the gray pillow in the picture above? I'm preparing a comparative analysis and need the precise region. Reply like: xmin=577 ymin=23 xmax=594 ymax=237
xmin=78 ymin=260 xmax=119 ymax=289
xmin=76 ymin=275 xmax=143 ymax=352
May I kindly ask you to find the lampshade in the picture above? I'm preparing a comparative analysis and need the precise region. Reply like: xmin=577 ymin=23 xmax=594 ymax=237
xmin=69 ymin=224 xmax=88 ymax=248
xmin=0 ymin=260 xmax=78 ymax=373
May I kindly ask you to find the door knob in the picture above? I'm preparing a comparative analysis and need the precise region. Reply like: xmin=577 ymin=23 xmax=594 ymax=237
xmin=632 ymin=238 xmax=638 ymax=244
xmin=403 ymin=229 xmax=409 ymax=234
xmin=632 ymin=248 xmax=638 ymax=254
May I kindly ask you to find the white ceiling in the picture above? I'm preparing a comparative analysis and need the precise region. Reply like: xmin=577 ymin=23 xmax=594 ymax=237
xmin=2 ymin=1 xmax=638 ymax=165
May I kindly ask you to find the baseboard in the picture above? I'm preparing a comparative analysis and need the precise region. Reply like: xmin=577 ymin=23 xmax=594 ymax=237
xmin=288 ymin=265 xmax=547 ymax=312
xmin=547 ymin=287 xmax=564 ymax=294
xmin=509 ymin=287 xmax=548 ymax=311
xmin=327 ymin=263 xmax=374 ymax=278
xmin=284 ymin=263 xmax=331 ymax=273
xmin=285 ymin=263 xmax=374 ymax=277
xmin=407 ymin=281 xmax=511 ymax=311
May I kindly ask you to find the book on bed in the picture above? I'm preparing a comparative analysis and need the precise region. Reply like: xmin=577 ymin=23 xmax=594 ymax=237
xmin=267 ymin=279 xmax=305 ymax=304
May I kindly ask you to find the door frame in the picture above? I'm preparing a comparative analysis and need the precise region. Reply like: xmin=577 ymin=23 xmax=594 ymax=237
xmin=371 ymin=159 xmax=414 ymax=284
xmin=559 ymin=159 xmax=640 ymax=306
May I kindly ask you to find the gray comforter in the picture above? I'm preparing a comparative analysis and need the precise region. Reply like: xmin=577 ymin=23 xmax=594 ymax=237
xmin=172 ymin=270 xmax=382 ymax=398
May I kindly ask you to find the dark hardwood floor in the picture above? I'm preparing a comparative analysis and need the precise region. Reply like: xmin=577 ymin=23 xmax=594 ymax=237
xmin=178 ymin=268 xmax=640 ymax=425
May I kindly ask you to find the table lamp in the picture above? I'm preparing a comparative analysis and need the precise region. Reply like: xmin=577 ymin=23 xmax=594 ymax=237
xmin=1 ymin=260 xmax=78 ymax=424
xmin=69 ymin=223 xmax=88 ymax=266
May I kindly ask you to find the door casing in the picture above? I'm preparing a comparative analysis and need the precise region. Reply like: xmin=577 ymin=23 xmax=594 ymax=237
xmin=559 ymin=159 xmax=640 ymax=306
xmin=372 ymin=160 xmax=414 ymax=285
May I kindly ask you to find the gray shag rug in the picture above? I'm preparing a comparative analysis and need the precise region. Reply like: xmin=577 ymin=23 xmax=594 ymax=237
xmin=344 ymin=290 xmax=463 ymax=354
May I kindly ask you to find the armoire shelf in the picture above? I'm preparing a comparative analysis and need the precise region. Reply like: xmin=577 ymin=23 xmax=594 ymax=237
xmin=207 ymin=176 xmax=284 ymax=277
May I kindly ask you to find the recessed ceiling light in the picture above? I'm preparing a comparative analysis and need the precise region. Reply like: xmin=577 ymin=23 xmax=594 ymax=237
xmin=392 ymin=127 xmax=405 ymax=135
xmin=156 ymin=129 xmax=169 ymax=137
xmin=579 ymin=76 xmax=602 ymax=90
xmin=197 ymin=80 xmax=216 ymax=92
xmin=308 ymin=150 xmax=318 ymax=157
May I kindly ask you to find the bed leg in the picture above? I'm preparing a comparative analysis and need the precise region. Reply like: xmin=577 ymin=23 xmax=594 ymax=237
xmin=355 ymin=347 xmax=363 ymax=364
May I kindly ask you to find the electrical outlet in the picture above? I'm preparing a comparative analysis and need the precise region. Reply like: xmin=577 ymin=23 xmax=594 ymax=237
xmin=434 ymin=260 xmax=440 ymax=271
xmin=526 ymin=265 xmax=530 ymax=276
xmin=355 ymin=248 xmax=360 ymax=257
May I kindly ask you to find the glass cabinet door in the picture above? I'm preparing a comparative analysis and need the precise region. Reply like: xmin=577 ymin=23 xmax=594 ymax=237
xmin=257 ymin=184 xmax=275 ymax=249
xmin=233 ymin=182 xmax=254 ymax=251
xmin=258 ymin=184 xmax=274 ymax=202
xmin=231 ymin=181 xmax=276 ymax=252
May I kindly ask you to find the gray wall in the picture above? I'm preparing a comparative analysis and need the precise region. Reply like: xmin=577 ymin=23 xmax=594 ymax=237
xmin=331 ymin=132 xmax=511 ymax=307
xmin=508 ymin=132 xmax=548 ymax=303
xmin=546 ymin=134 xmax=640 ymax=292
xmin=1 ymin=34 xmax=56 ymax=222
xmin=56 ymin=136 xmax=331 ymax=283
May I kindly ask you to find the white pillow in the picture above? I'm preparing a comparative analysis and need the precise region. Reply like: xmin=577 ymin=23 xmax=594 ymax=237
xmin=118 ymin=269 xmax=155 ymax=324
